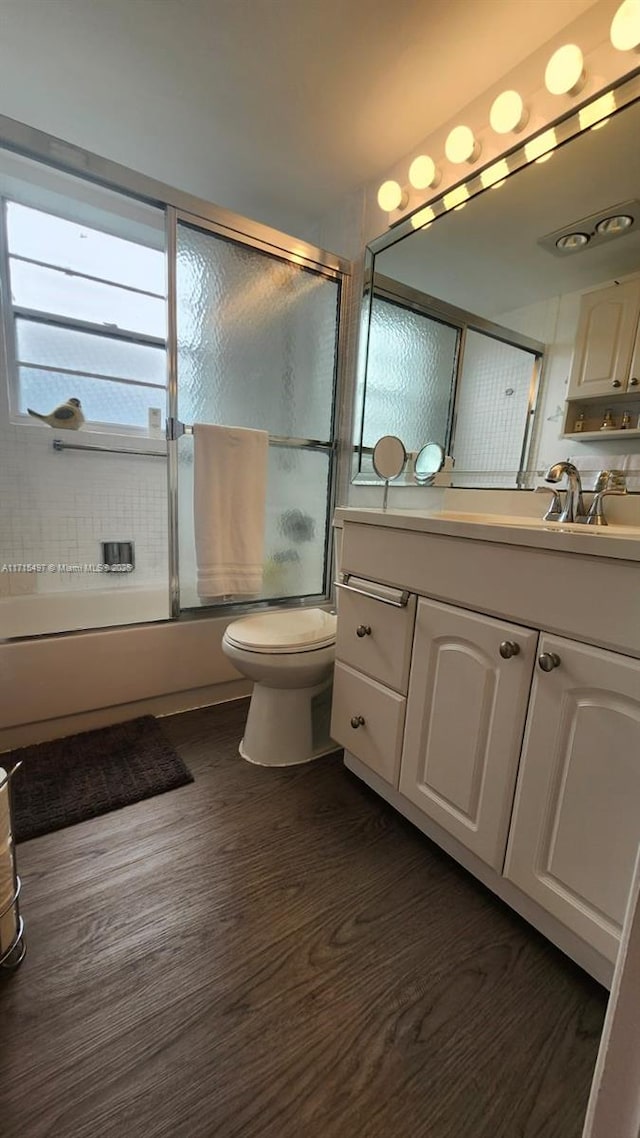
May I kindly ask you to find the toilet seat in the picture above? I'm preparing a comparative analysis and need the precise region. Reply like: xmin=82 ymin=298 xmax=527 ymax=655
xmin=224 ymin=608 xmax=336 ymax=654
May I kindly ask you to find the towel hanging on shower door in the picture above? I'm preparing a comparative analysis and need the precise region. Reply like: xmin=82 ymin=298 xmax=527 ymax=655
xmin=193 ymin=423 xmax=268 ymax=598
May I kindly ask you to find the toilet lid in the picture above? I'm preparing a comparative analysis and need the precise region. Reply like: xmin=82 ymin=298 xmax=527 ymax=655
xmin=225 ymin=608 xmax=337 ymax=653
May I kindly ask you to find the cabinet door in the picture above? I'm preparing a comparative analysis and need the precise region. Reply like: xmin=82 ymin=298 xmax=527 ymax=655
xmin=399 ymin=599 xmax=537 ymax=869
xmin=568 ymin=280 xmax=640 ymax=399
xmin=504 ymin=635 xmax=640 ymax=964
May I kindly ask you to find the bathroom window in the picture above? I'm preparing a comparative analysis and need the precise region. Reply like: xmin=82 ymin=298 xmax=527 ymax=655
xmin=3 ymin=201 xmax=167 ymax=430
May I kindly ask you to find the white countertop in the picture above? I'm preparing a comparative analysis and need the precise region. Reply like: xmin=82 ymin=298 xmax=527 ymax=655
xmin=335 ymin=507 xmax=640 ymax=563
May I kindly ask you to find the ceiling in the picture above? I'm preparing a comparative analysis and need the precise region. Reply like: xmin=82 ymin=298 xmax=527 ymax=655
xmin=0 ymin=0 xmax=599 ymax=238
xmin=377 ymin=97 xmax=640 ymax=320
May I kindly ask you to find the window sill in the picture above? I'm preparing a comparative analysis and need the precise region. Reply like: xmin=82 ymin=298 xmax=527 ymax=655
xmin=9 ymin=413 xmax=167 ymax=451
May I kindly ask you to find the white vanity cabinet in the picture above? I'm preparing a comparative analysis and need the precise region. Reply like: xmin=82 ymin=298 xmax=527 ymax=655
xmin=505 ymin=634 xmax=640 ymax=963
xmin=399 ymin=599 xmax=537 ymax=870
xmin=333 ymin=512 xmax=640 ymax=983
xmin=567 ymin=278 xmax=640 ymax=399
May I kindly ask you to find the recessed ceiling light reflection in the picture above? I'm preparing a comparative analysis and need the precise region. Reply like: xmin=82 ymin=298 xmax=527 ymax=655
xmin=596 ymin=214 xmax=634 ymax=235
xmin=556 ymin=232 xmax=590 ymax=251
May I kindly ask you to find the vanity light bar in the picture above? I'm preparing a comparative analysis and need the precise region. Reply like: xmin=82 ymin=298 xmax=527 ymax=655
xmin=377 ymin=0 xmax=638 ymax=218
xmin=370 ymin=67 xmax=640 ymax=257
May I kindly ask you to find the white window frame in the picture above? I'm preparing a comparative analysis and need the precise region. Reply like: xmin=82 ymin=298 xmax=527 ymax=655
xmin=0 ymin=196 xmax=167 ymax=438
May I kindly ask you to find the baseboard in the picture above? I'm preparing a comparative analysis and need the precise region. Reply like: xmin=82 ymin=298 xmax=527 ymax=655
xmin=0 ymin=679 xmax=252 ymax=753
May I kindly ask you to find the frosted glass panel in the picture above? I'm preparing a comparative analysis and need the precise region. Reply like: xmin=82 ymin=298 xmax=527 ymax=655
xmin=177 ymin=437 xmax=329 ymax=608
xmin=19 ymin=367 xmax=165 ymax=429
xmin=10 ymin=260 xmax=166 ymax=338
xmin=6 ymin=202 xmax=165 ymax=293
xmin=362 ymin=296 xmax=458 ymax=450
xmin=16 ymin=318 xmax=166 ymax=385
xmin=453 ymin=330 xmax=536 ymax=487
xmin=176 ymin=223 xmax=338 ymax=439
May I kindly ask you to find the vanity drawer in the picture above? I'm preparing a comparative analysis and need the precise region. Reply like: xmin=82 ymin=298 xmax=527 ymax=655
xmin=335 ymin=578 xmax=416 ymax=694
xmin=331 ymin=662 xmax=406 ymax=786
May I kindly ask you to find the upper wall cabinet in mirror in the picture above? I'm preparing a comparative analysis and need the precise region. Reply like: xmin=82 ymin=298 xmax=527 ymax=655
xmin=354 ymin=77 xmax=640 ymax=489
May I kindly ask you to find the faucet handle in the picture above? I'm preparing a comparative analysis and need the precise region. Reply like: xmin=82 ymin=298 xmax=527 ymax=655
xmin=583 ymin=473 xmax=627 ymax=525
xmin=535 ymin=484 xmax=563 ymax=521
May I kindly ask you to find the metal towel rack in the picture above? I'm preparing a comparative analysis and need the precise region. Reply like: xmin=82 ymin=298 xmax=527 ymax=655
xmin=53 ymin=439 xmax=166 ymax=457
xmin=53 ymin=420 xmax=334 ymax=457
xmin=167 ymin=418 xmax=333 ymax=451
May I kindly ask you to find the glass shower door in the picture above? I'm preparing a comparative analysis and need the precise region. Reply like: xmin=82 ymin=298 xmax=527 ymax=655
xmin=172 ymin=215 xmax=341 ymax=613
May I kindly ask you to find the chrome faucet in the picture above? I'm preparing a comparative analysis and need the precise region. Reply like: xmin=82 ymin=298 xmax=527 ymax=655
xmin=544 ymin=461 xmax=586 ymax=523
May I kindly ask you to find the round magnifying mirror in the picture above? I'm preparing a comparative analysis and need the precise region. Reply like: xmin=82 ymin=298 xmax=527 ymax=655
xmin=372 ymin=435 xmax=407 ymax=481
xmin=414 ymin=442 xmax=444 ymax=485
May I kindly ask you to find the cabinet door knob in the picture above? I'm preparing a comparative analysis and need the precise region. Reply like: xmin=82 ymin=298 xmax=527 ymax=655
xmin=538 ymin=652 xmax=561 ymax=672
xmin=356 ymin=625 xmax=372 ymax=638
xmin=612 ymin=379 xmax=622 ymax=388
xmin=499 ymin=640 xmax=520 ymax=659
xmin=350 ymin=715 xmax=365 ymax=729
xmin=630 ymin=377 xmax=638 ymax=387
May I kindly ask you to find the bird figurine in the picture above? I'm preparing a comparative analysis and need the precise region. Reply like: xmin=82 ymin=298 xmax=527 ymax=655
xmin=27 ymin=397 xmax=85 ymax=429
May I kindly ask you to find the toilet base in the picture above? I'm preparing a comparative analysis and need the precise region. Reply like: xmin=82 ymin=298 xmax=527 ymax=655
xmin=239 ymin=676 xmax=337 ymax=766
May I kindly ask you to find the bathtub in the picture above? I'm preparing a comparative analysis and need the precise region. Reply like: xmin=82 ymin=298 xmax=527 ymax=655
xmin=0 ymin=584 xmax=170 ymax=639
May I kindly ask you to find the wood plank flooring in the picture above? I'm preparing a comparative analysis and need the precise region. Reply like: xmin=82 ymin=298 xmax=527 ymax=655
xmin=0 ymin=699 xmax=607 ymax=1138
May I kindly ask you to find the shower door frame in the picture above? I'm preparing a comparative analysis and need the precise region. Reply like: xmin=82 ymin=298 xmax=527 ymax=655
xmin=0 ymin=113 xmax=352 ymax=633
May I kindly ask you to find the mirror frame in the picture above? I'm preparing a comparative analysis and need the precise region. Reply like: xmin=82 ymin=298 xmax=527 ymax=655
xmin=352 ymin=69 xmax=640 ymax=488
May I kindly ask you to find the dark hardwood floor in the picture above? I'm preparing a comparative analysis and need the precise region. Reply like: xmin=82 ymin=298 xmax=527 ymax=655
xmin=0 ymin=699 xmax=606 ymax=1138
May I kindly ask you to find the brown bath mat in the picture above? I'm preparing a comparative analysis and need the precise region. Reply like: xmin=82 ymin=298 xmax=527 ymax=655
xmin=4 ymin=716 xmax=194 ymax=843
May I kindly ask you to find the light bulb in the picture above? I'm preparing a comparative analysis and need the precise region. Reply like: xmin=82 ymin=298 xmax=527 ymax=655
xmin=408 ymin=155 xmax=440 ymax=190
xmin=377 ymin=180 xmax=408 ymax=212
xmin=610 ymin=0 xmax=640 ymax=51
xmin=544 ymin=44 xmax=585 ymax=96
xmin=445 ymin=125 xmax=481 ymax=164
xmin=489 ymin=91 xmax=528 ymax=134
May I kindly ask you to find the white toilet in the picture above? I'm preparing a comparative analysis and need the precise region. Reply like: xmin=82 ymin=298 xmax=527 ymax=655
xmin=222 ymin=608 xmax=338 ymax=766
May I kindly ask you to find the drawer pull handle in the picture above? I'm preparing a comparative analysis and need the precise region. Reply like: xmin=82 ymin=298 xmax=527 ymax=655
xmin=350 ymin=716 xmax=365 ymax=729
xmin=612 ymin=379 xmax=622 ymax=388
xmin=630 ymin=377 xmax=638 ymax=386
xmin=499 ymin=640 xmax=520 ymax=659
xmin=538 ymin=652 xmax=561 ymax=672
xmin=356 ymin=625 xmax=372 ymax=638
xmin=334 ymin=579 xmax=409 ymax=609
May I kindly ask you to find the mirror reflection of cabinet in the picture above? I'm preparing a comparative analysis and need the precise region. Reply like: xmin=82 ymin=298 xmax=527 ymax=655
xmin=567 ymin=280 xmax=640 ymax=399
xmin=563 ymin=278 xmax=640 ymax=438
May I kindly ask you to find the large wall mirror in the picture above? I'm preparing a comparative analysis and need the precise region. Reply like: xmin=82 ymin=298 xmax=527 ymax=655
xmin=354 ymin=76 xmax=640 ymax=490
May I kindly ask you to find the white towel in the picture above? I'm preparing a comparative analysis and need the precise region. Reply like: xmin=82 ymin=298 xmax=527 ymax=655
xmin=193 ymin=423 xmax=269 ymax=598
